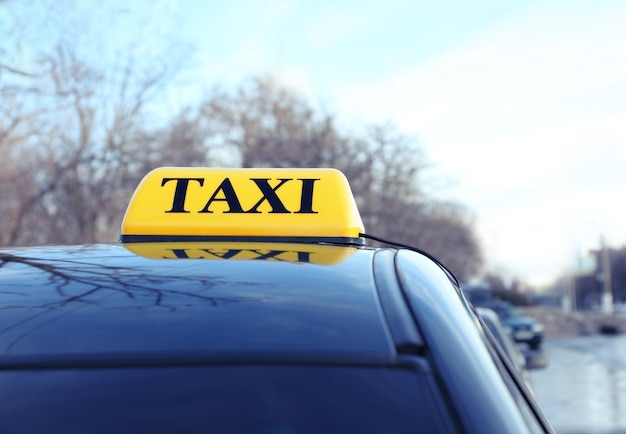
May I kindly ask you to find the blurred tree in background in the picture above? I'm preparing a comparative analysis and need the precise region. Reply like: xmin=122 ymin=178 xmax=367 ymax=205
xmin=187 ymin=77 xmax=483 ymax=280
xmin=1 ymin=0 xmax=186 ymax=244
xmin=483 ymin=273 xmax=534 ymax=306
xmin=0 ymin=0 xmax=482 ymax=281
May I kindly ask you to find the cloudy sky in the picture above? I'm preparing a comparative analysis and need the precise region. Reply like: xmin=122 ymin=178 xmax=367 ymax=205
xmin=21 ymin=0 xmax=624 ymax=286
xmin=176 ymin=0 xmax=626 ymax=286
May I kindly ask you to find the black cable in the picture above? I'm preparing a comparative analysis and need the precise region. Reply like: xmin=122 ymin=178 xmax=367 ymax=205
xmin=359 ymin=232 xmax=460 ymax=287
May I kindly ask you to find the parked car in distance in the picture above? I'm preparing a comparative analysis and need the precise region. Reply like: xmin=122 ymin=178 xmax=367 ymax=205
xmin=493 ymin=301 xmax=544 ymax=350
xmin=477 ymin=307 xmax=527 ymax=372
xmin=476 ymin=308 xmax=547 ymax=397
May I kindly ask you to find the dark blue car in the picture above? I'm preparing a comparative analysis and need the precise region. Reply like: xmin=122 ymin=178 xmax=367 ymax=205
xmin=0 ymin=168 xmax=553 ymax=433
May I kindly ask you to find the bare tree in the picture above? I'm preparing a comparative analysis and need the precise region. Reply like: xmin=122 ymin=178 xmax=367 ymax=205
xmin=0 ymin=1 xmax=483 ymax=279
xmin=0 ymin=1 xmax=188 ymax=245
xmin=194 ymin=77 xmax=483 ymax=279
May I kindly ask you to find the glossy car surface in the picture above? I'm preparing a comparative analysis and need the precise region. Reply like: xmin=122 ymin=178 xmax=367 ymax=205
xmin=0 ymin=243 xmax=553 ymax=433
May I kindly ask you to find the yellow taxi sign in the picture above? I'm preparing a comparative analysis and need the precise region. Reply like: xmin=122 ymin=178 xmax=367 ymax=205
xmin=121 ymin=167 xmax=364 ymax=243
xmin=123 ymin=242 xmax=358 ymax=265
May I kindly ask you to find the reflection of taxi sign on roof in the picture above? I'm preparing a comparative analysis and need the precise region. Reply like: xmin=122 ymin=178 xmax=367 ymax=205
xmin=121 ymin=167 xmax=364 ymax=243
xmin=123 ymin=242 xmax=358 ymax=265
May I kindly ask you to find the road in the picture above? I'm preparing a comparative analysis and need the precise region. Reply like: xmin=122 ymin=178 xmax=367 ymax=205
xmin=530 ymin=335 xmax=626 ymax=434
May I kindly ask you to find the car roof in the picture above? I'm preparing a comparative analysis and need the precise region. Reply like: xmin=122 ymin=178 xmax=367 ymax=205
xmin=0 ymin=243 xmax=395 ymax=363
xmin=2 ymin=242 xmax=556 ymax=433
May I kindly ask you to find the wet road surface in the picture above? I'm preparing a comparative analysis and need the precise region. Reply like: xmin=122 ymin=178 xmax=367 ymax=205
xmin=531 ymin=335 xmax=626 ymax=434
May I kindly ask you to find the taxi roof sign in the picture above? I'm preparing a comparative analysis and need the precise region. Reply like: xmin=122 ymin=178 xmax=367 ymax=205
xmin=121 ymin=167 xmax=365 ymax=244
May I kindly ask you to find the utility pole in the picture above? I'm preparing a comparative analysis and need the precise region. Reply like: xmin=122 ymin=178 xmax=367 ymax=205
xmin=562 ymin=265 xmax=576 ymax=312
xmin=569 ymin=269 xmax=576 ymax=311
xmin=600 ymin=236 xmax=613 ymax=315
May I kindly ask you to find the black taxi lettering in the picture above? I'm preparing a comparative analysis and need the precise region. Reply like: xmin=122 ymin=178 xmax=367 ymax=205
xmin=162 ymin=177 xmax=204 ymax=213
xmin=199 ymin=178 xmax=244 ymax=213
xmin=162 ymin=177 xmax=319 ymax=214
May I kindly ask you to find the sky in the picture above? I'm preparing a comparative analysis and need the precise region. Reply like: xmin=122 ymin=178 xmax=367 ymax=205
xmin=174 ymin=0 xmax=626 ymax=287
xmin=11 ymin=0 xmax=626 ymax=287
